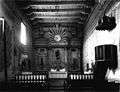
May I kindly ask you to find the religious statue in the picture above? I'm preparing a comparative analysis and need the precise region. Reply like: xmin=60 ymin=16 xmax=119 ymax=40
xmin=51 ymin=50 xmax=65 ymax=71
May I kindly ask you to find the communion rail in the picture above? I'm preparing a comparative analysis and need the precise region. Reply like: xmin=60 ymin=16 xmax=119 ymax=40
xmin=66 ymin=72 xmax=119 ymax=91
xmin=14 ymin=71 xmax=49 ymax=89
xmin=1 ymin=71 xmax=119 ymax=91
xmin=66 ymin=72 xmax=95 ymax=90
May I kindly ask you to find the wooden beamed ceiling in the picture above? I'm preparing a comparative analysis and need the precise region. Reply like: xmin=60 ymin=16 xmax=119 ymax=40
xmin=13 ymin=0 xmax=97 ymax=46
xmin=14 ymin=0 xmax=96 ymax=26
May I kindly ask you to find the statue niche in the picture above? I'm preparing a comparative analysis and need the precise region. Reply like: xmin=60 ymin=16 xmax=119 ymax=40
xmin=35 ymin=48 xmax=47 ymax=70
xmin=50 ymin=49 xmax=66 ymax=71
xmin=67 ymin=48 xmax=81 ymax=71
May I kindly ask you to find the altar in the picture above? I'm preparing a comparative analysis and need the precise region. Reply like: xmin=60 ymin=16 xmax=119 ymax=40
xmin=48 ymin=69 xmax=67 ymax=89
xmin=49 ymin=69 xmax=67 ymax=79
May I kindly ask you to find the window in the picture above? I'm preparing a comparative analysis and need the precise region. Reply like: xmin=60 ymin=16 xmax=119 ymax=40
xmin=20 ymin=22 xmax=27 ymax=45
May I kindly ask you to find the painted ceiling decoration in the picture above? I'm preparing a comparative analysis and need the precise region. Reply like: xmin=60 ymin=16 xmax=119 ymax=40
xmin=44 ymin=24 xmax=71 ymax=45
xmin=9 ymin=0 xmax=97 ymax=47
xmin=14 ymin=0 xmax=96 ymax=24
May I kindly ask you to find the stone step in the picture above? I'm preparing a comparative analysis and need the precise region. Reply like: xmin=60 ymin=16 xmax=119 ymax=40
xmin=49 ymin=89 xmax=65 ymax=92
xmin=49 ymin=86 xmax=64 ymax=90
xmin=49 ymin=79 xmax=65 ymax=86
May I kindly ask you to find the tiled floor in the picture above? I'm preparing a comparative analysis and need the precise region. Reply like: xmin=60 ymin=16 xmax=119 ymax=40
xmin=0 ymin=89 xmax=118 ymax=92
xmin=0 ymin=86 xmax=119 ymax=92
xmin=0 ymin=81 xmax=119 ymax=92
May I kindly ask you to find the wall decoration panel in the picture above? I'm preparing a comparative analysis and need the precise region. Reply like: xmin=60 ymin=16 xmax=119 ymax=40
xmin=0 ymin=18 xmax=15 ymax=80
xmin=34 ymin=48 xmax=48 ymax=70
xmin=5 ymin=21 xmax=15 ymax=77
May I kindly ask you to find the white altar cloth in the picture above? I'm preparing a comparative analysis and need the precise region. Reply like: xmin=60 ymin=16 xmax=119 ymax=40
xmin=49 ymin=71 xmax=67 ymax=78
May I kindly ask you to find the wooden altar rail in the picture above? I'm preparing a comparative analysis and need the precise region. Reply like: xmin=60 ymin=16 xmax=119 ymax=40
xmin=15 ymin=74 xmax=47 ymax=83
xmin=68 ymin=72 xmax=94 ymax=80
xmin=68 ymin=74 xmax=94 ymax=80
xmin=14 ymin=71 xmax=49 ymax=89
xmin=65 ymin=72 xmax=95 ymax=90
xmin=14 ymin=72 xmax=94 ymax=84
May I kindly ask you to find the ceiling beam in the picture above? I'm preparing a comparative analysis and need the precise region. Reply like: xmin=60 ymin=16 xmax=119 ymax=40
xmin=25 ymin=9 xmax=90 ymax=15
xmin=27 ymin=11 xmax=89 ymax=17
xmin=30 ymin=16 xmax=86 ymax=21
xmin=32 ymin=26 xmax=77 ymax=31
xmin=24 ymin=4 xmax=91 ymax=10
xmin=31 ymin=22 xmax=81 ymax=29
xmin=15 ymin=0 xmax=94 ymax=6
xmin=32 ymin=26 xmax=82 ymax=31
xmin=42 ymin=27 xmax=76 ymax=31
xmin=31 ymin=18 xmax=84 ymax=24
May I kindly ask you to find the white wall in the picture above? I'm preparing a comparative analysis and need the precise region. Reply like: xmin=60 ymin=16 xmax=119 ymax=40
xmin=83 ymin=1 xmax=120 ymax=72
xmin=0 ymin=0 xmax=32 ymax=81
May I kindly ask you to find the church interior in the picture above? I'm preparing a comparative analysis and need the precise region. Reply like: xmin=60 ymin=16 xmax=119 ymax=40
xmin=0 ymin=0 xmax=120 ymax=91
